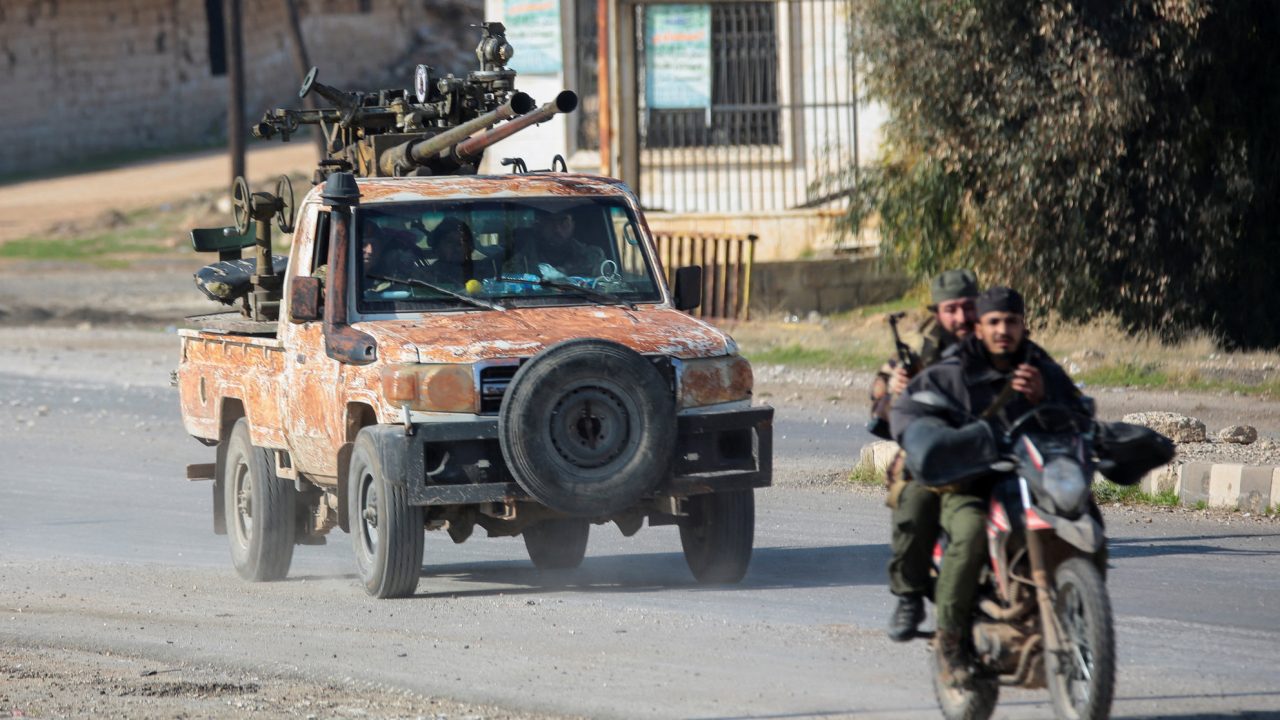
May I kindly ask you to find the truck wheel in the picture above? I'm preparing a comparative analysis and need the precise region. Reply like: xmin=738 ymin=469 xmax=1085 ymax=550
xmin=224 ymin=419 xmax=295 ymax=581
xmin=499 ymin=339 xmax=675 ymax=516
xmin=523 ymin=518 xmax=590 ymax=570
xmin=680 ymin=490 xmax=755 ymax=584
xmin=348 ymin=429 xmax=423 ymax=598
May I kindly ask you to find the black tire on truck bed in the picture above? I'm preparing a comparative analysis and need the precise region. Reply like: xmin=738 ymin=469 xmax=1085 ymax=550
xmin=499 ymin=338 xmax=675 ymax=516
xmin=224 ymin=418 xmax=296 ymax=581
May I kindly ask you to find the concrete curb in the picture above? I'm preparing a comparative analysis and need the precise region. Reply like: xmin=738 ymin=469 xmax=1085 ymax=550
xmin=856 ymin=440 xmax=1280 ymax=512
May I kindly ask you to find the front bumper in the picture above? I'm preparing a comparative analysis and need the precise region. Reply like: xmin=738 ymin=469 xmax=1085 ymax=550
xmin=362 ymin=404 xmax=773 ymax=508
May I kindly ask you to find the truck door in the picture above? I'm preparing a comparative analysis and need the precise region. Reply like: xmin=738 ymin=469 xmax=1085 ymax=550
xmin=280 ymin=206 xmax=345 ymax=477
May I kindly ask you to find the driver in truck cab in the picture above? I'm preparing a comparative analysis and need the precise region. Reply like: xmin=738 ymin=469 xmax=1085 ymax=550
xmin=516 ymin=209 xmax=607 ymax=279
xmin=362 ymin=223 xmax=427 ymax=292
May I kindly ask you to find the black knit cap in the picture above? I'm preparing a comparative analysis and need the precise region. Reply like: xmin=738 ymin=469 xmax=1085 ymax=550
xmin=975 ymin=286 xmax=1025 ymax=316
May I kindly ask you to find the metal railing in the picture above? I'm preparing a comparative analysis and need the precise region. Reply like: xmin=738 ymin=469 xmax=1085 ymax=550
xmin=654 ymin=231 xmax=757 ymax=321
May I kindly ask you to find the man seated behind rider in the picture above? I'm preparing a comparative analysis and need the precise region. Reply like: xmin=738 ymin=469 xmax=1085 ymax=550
xmin=872 ymin=269 xmax=978 ymax=643
xmin=889 ymin=287 xmax=1080 ymax=687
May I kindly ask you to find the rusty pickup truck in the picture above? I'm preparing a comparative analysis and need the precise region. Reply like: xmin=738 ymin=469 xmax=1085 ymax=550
xmin=177 ymin=170 xmax=773 ymax=598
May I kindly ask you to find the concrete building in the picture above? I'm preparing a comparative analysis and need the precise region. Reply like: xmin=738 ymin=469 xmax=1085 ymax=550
xmin=1 ymin=0 xmax=882 ymax=261
xmin=0 ymin=0 xmax=478 ymax=178
xmin=477 ymin=0 xmax=885 ymax=259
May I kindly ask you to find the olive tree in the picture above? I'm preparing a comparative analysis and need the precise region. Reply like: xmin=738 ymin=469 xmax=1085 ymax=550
xmin=843 ymin=0 xmax=1280 ymax=348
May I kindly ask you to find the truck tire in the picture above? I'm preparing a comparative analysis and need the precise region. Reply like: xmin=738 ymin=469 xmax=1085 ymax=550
xmin=348 ymin=429 xmax=424 ymax=598
xmin=679 ymin=489 xmax=755 ymax=584
xmin=523 ymin=518 xmax=590 ymax=570
xmin=499 ymin=339 xmax=675 ymax=516
xmin=224 ymin=418 xmax=295 ymax=581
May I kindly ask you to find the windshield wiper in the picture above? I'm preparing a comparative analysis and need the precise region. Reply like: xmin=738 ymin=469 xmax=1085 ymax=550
xmin=494 ymin=276 xmax=635 ymax=310
xmin=366 ymin=273 xmax=505 ymax=311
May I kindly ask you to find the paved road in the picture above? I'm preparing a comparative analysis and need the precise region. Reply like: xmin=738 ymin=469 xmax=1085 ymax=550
xmin=2 ymin=366 xmax=1279 ymax=719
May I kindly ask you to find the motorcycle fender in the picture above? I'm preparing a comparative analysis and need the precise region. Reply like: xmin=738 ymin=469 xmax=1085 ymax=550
xmin=1044 ymin=512 xmax=1105 ymax=554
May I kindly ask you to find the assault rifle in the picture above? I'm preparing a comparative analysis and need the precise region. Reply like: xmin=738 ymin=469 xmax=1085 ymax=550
xmin=866 ymin=311 xmax=922 ymax=440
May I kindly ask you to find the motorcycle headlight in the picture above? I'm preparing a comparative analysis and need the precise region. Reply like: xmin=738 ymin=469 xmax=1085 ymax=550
xmin=1041 ymin=457 xmax=1088 ymax=519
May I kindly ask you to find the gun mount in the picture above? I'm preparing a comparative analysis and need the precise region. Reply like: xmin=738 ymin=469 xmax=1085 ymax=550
xmin=251 ymin=22 xmax=577 ymax=182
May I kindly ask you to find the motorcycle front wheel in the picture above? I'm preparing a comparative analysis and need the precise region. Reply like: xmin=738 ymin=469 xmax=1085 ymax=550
xmin=931 ymin=642 xmax=998 ymax=720
xmin=1046 ymin=557 xmax=1116 ymax=720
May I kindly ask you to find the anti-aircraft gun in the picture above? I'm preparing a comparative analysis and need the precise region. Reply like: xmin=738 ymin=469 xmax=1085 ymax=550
xmin=252 ymin=21 xmax=577 ymax=180
xmin=190 ymin=22 xmax=579 ymax=325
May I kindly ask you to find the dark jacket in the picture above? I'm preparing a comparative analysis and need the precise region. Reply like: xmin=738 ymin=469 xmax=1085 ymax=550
xmin=889 ymin=335 xmax=1080 ymax=489
xmin=867 ymin=315 xmax=960 ymax=438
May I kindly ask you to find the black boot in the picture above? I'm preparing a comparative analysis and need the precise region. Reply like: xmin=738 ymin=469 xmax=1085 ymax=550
xmin=935 ymin=629 xmax=973 ymax=687
xmin=887 ymin=594 xmax=925 ymax=642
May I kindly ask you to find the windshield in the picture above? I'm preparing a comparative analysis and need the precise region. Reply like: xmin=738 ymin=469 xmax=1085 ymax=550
xmin=354 ymin=196 xmax=662 ymax=313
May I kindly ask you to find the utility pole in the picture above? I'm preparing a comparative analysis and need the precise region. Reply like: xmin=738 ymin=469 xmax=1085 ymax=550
xmin=226 ymin=0 xmax=246 ymax=185
xmin=285 ymin=0 xmax=326 ymax=159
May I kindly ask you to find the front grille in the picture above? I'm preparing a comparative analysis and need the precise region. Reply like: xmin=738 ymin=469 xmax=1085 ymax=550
xmin=479 ymin=363 xmax=521 ymax=414
xmin=478 ymin=355 xmax=675 ymax=414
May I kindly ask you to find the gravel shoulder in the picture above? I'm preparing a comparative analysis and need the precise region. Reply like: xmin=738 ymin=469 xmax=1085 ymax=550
xmin=1 ymin=643 xmax=570 ymax=720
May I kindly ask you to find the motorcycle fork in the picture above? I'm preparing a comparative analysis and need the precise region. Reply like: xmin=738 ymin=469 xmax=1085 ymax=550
xmin=1025 ymin=528 xmax=1063 ymax=653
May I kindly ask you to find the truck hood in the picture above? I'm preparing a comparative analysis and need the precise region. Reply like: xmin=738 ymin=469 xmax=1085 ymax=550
xmin=358 ymin=305 xmax=734 ymax=363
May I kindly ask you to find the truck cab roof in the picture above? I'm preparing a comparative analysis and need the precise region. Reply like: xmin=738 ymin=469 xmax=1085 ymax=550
xmin=305 ymin=173 xmax=636 ymax=206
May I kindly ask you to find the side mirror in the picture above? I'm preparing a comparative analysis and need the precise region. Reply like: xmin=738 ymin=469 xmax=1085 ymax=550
xmin=289 ymin=276 xmax=322 ymax=323
xmin=673 ymin=265 xmax=702 ymax=311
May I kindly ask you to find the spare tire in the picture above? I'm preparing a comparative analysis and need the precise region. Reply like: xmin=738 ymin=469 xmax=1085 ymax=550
xmin=499 ymin=338 xmax=675 ymax=516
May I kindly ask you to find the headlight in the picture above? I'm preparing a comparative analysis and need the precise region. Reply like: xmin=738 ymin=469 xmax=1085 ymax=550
xmin=1041 ymin=457 xmax=1088 ymax=519
xmin=380 ymin=364 xmax=477 ymax=413
xmin=678 ymin=355 xmax=753 ymax=408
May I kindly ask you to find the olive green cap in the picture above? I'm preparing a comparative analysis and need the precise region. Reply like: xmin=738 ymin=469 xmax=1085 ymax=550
xmin=930 ymin=268 xmax=979 ymax=304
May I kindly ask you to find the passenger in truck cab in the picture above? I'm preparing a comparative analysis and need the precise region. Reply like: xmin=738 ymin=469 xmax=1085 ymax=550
xmin=534 ymin=210 xmax=607 ymax=278
xmin=422 ymin=217 xmax=483 ymax=287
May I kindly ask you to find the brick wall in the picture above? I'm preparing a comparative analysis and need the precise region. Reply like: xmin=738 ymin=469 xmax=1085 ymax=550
xmin=0 ymin=0 xmax=480 ymax=176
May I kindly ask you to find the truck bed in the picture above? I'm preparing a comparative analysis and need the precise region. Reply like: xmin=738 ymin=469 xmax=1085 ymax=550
xmin=177 ymin=328 xmax=288 ymax=449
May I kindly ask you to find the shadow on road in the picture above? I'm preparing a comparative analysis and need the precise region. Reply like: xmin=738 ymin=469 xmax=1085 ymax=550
xmin=1109 ymin=533 xmax=1280 ymax=560
xmin=688 ymin=691 xmax=1280 ymax=720
xmin=402 ymin=543 xmax=889 ymax=599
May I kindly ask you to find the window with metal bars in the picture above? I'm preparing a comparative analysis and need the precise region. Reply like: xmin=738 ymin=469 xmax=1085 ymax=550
xmin=639 ymin=2 xmax=780 ymax=148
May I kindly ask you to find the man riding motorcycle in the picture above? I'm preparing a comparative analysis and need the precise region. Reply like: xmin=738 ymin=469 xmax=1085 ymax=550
xmin=868 ymin=269 xmax=979 ymax=641
xmin=889 ymin=287 xmax=1081 ymax=686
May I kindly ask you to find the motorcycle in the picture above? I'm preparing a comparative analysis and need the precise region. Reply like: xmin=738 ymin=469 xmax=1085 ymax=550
xmin=904 ymin=394 xmax=1173 ymax=720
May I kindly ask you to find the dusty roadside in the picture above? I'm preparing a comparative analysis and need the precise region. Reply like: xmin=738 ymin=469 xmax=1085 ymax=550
xmin=0 ymin=643 xmax=573 ymax=720
xmin=0 ymin=144 xmax=316 ymax=244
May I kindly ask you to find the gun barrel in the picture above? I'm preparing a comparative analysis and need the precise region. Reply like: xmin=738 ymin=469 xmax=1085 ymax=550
xmin=378 ymin=92 xmax=535 ymax=176
xmin=453 ymin=90 xmax=579 ymax=161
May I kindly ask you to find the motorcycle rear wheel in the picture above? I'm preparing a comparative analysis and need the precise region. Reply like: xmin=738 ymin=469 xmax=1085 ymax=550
xmin=931 ymin=641 xmax=998 ymax=720
xmin=1046 ymin=557 xmax=1116 ymax=720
